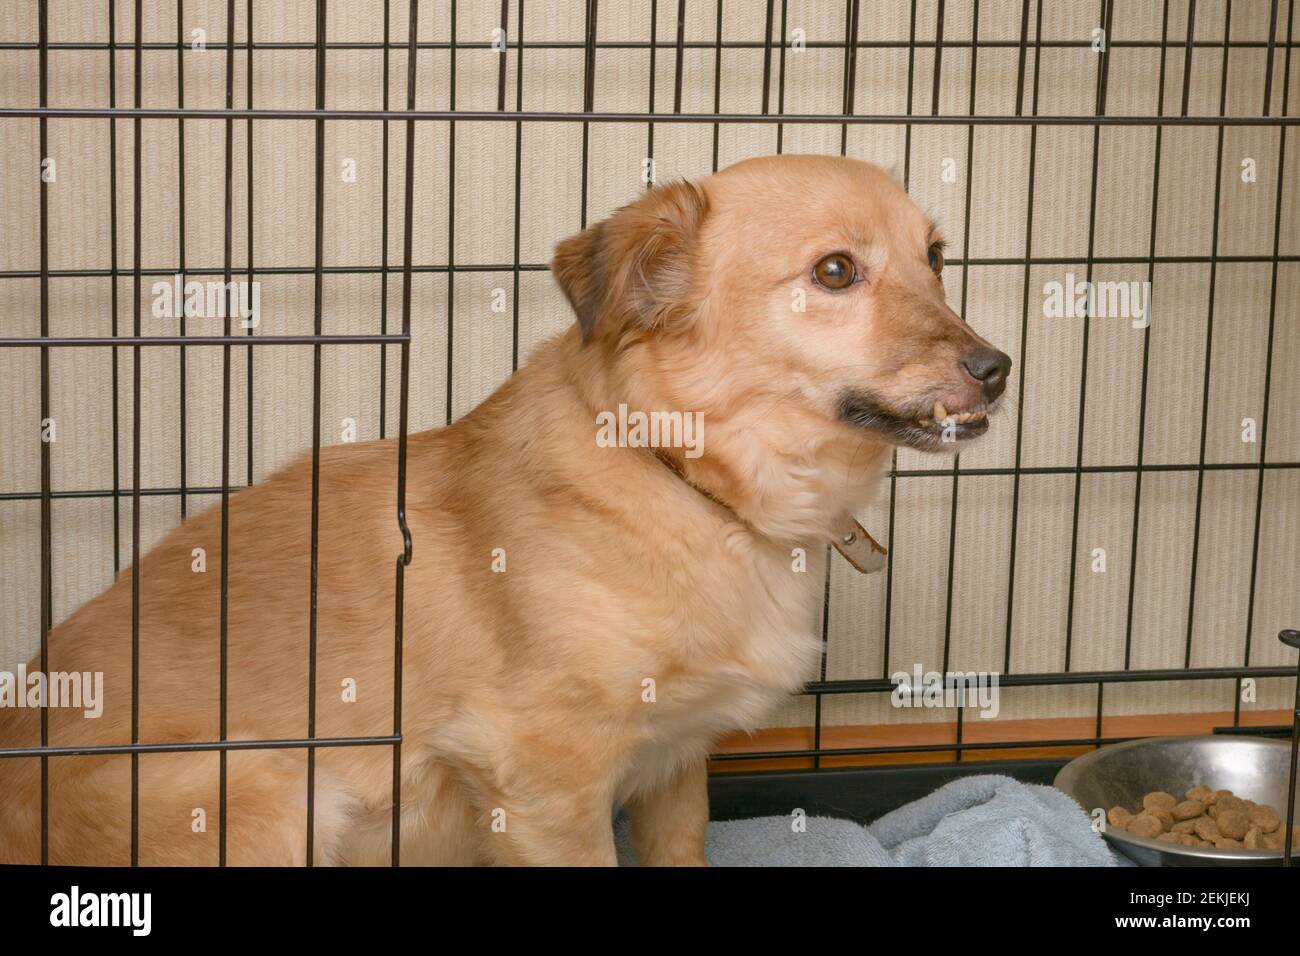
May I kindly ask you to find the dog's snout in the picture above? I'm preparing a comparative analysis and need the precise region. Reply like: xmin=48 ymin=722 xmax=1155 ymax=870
xmin=962 ymin=347 xmax=1011 ymax=401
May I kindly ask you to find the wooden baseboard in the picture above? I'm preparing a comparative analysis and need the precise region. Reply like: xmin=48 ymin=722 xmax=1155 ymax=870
xmin=708 ymin=710 xmax=1292 ymax=773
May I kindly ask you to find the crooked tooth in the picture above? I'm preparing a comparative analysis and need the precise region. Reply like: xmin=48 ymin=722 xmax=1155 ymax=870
xmin=933 ymin=401 xmax=948 ymax=421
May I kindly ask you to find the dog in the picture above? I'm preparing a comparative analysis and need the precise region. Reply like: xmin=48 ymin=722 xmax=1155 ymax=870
xmin=0 ymin=154 xmax=1009 ymax=866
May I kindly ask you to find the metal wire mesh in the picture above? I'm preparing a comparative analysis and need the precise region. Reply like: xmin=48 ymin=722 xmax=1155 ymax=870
xmin=0 ymin=0 xmax=1297 ymax=867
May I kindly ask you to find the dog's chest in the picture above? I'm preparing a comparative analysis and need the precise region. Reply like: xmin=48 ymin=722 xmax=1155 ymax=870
xmin=638 ymin=527 xmax=826 ymax=744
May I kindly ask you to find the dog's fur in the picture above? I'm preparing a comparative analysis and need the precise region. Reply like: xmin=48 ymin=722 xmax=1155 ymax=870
xmin=0 ymin=155 xmax=1006 ymax=866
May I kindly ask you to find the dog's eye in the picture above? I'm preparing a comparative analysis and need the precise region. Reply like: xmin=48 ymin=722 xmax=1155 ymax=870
xmin=928 ymin=243 xmax=945 ymax=275
xmin=813 ymin=253 xmax=857 ymax=290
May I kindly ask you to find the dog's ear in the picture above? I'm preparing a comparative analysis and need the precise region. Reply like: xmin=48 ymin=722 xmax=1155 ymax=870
xmin=551 ymin=180 xmax=709 ymax=344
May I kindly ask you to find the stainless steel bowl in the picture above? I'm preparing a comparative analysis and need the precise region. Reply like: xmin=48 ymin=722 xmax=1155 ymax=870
xmin=1054 ymin=735 xmax=1299 ymax=866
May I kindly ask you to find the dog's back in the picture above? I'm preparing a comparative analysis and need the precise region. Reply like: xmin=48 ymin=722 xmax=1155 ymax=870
xmin=0 ymin=339 xmax=617 ymax=866
xmin=0 ymin=436 xmax=419 ymax=864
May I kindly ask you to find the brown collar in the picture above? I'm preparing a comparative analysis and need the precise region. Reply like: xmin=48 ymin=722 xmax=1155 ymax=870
xmin=653 ymin=449 xmax=736 ymax=514
xmin=651 ymin=449 xmax=887 ymax=575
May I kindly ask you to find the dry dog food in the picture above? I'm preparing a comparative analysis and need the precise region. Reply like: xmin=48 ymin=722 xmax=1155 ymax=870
xmin=1108 ymin=787 xmax=1300 ymax=852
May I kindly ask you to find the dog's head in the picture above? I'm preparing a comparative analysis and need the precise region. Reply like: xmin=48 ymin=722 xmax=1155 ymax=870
xmin=552 ymin=154 xmax=1011 ymax=533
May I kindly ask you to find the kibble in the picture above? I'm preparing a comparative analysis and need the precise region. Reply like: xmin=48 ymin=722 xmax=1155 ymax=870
xmin=1105 ymin=787 xmax=1290 ymax=854
xmin=1143 ymin=791 xmax=1178 ymax=812
xmin=1247 ymin=805 xmax=1280 ymax=834
xmin=1193 ymin=816 xmax=1220 ymax=842
xmin=1259 ymin=829 xmax=1299 ymax=850
xmin=1216 ymin=809 xmax=1249 ymax=840
xmin=1127 ymin=814 xmax=1164 ymax=838
xmin=1215 ymin=795 xmax=1248 ymax=817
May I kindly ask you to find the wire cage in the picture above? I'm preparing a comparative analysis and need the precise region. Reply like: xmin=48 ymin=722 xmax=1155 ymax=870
xmin=0 ymin=0 xmax=1298 ymax=867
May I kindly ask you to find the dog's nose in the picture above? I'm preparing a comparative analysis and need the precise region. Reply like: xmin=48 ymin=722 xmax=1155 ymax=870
xmin=962 ymin=347 xmax=1011 ymax=401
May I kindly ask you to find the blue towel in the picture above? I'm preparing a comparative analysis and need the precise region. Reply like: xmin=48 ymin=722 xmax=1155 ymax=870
xmin=616 ymin=774 xmax=1124 ymax=866
xmin=867 ymin=773 xmax=1123 ymax=866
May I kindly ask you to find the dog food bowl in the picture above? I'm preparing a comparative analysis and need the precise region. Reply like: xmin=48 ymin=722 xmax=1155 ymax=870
xmin=1054 ymin=735 xmax=1299 ymax=866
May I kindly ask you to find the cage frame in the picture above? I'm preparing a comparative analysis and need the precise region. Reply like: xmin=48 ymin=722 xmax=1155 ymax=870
xmin=0 ymin=0 xmax=1298 ymax=867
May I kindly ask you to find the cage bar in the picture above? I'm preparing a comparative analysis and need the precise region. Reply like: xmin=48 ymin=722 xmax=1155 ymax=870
xmin=510 ymin=1 xmax=525 ymax=371
xmin=305 ymin=0 xmax=327 ymax=868
xmin=36 ymin=0 xmax=51 ymax=868
xmin=812 ymin=0 xmax=865 ymax=770
xmin=945 ymin=0 xmax=975 ymax=761
xmin=445 ymin=1 xmax=457 ymax=428
xmin=1121 ymin=0 xmax=1174 ymax=680
xmin=130 ymin=0 xmax=143 ymax=868
xmin=217 ymin=0 xmax=235 ymax=869
xmin=1063 ymin=0 xmax=1115 ymax=674
xmin=380 ymin=0 xmax=391 ymax=436
xmin=5 ymin=37 xmax=1300 ymax=53
xmin=176 ymin=0 xmax=190 ymax=521
xmin=14 ymin=107 xmax=1299 ymax=126
xmin=1002 ymin=0 xmax=1043 ymax=676
xmin=880 ymin=0 xmax=922 ymax=682
xmin=7 ymin=251 xmax=1300 ymax=283
xmin=108 ymin=0 xmax=123 ymax=579
xmin=392 ymin=0 xmax=420 ymax=868
xmin=1183 ymin=1 xmax=1235 ymax=670
xmin=1240 ymin=1 xmax=1294 ymax=726
xmin=245 ymin=1 xmax=255 ymax=488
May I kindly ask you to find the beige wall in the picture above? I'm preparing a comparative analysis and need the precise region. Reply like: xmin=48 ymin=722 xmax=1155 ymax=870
xmin=1 ymin=1 xmax=1297 ymax=733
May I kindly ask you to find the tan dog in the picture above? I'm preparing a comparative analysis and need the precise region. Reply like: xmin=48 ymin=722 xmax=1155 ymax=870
xmin=0 ymin=154 xmax=1009 ymax=866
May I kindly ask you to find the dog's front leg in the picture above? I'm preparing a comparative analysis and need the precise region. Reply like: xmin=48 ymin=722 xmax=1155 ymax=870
xmin=487 ymin=803 xmax=618 ymax=866
xmin=625 ymin=757 xmax=709 ymax=866
xmin=481 ymin=771 xmax=619 ymax=866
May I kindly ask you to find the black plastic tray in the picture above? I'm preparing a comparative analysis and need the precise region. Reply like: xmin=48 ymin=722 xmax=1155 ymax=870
xmin=708 ymin=758 xmax=1069 ymax=823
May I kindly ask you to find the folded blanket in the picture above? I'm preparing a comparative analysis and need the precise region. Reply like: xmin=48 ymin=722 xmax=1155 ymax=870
xmin=867 ymin=773 xmax=1123 ymax=866
xmin=616 ymin=774 xmax=1125 ymax=867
